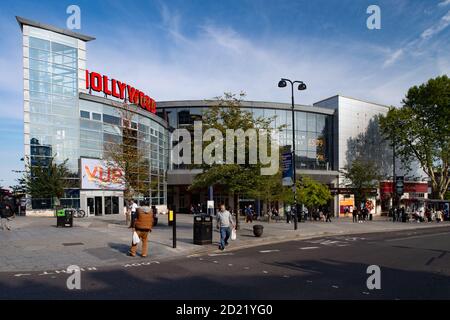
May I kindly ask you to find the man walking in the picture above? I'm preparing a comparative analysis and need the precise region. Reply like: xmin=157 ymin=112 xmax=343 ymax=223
xmin=129 ymin=200 xmax=138 ymax=228
xmin=216 ymin=204 xmax=235 ymax=251
xmin=0 ymin=197 xmax=14 ymax=231
xmin=245 ymin=205 xmax=253 ymax=223
xmin=129 ymin=206 xmax=154 ymax=257
xmin=352 ymin=208 xmax=358 ymax=223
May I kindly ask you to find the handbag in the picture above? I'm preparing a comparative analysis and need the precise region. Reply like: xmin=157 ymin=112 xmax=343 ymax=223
xmin=231 ymin=228 xmax=237 ymax=240
xmin=132 ymin=231 xmax=141 ymax=245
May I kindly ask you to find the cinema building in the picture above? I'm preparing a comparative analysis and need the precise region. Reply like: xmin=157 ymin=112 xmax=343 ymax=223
xmin=19 ymin=16 xmax=410 ymax=217
xmin=18 ymin=17 xmax=169 ymax=216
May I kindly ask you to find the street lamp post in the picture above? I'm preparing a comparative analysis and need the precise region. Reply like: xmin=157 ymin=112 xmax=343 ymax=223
xmin=278 ymin=78 xmax=307 ymax=231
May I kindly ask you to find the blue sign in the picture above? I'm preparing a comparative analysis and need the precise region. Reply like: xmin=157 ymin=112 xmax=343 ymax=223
xmin=281 ymin=146 xmax=293 ymax=186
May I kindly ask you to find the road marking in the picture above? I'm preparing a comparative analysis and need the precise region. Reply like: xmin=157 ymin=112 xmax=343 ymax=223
xmin=208 ymin=253 xmax=234 ymax=257
xmin=259 ymin=249 xmax=280 ymax=253
xmin=123 ymin=261 xmax=160 ymax=268
xmin=300 ymin=246 xmax=319 ymax=250
xmin=283 ymin=275 xmax=290 ymax=278
xmin=13 ymin=273 xmax=31 ymax=277
xmin=228 ymin=264 xmax=233 ymax=267
xmin=386 ymin=232 xmax=450 ymax=242
xmin=362 ymin=292 xmax=370 ymax=295
xmin=213 ymin=260 xmax=219 ymax=264
xmin=262 ymin=270 xmax=268 ymax=274
xmin=332 ymin=285 xmax=339 ymax=289
xmin=244 ymin=266 xmax=250 ymax=270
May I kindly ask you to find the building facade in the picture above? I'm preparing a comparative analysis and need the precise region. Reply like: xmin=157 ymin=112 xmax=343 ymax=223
xmin=18 ymin=16 xmax=418 ymax=218
xmin=157 ymin=100 xmax=340 ymax=215
xmin=18 ymin=17 xmax=169 ymax=215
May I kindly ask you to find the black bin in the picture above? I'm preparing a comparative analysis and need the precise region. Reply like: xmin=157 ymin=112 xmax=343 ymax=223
xmin=193 ymin=215 xmax=212 ymax=245
xmin=56 ymin=208 xmax=73 ymax=228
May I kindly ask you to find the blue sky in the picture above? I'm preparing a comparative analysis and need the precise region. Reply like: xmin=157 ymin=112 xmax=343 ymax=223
xmin=0 ymin=0 xmax=449 ymax=187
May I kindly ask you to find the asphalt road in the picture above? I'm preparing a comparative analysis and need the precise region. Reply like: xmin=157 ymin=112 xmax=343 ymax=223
xmin=1 ymin=226 xmax=449 ymax=300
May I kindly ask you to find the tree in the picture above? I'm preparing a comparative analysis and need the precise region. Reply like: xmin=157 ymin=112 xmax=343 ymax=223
xmin=340 ymin=158 xmax=382 ymax=209
xmin=104 ymin=103 xmax=154 ymax=202
xmin=22 ymin=156 xmax=70 ymax=205
xmin=189 ymin=92 xmax=280 ymax=222
xmin=296 ymin=176 xmax=332 ymax=214
xmin=379 ymin=75 xmax=450 ymax=200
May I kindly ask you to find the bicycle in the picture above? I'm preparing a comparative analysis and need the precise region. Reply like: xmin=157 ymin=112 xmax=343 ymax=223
xmin=66 ymin=208 xmax=87 ymax=218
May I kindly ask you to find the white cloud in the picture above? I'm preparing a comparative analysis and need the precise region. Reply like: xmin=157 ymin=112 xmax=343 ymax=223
xmin=438 ymin=0 xmax=450 ymax=7
xmin=421 ymin=10 xmax=450 ymax=39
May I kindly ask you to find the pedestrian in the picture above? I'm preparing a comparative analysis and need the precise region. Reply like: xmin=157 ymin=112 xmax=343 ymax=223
xmin=0 ymin=197 xmax=13 ymax=231
xmin=129 ymin=200 xmax=138 ymax=228
xmin=128 ymin=206 xmax=154 ymax=257
xmin=325 ymin=207 xmax=332 ymax=222
xmin=245 ymin=205 xmax=253 ymax=223
xmin=216 ymin=203 xmax=235 ymax=251
xmin=124 ymin=201 xmax=131 ymax=227
xmin=352 ymin=208 xmax=358 ymax=223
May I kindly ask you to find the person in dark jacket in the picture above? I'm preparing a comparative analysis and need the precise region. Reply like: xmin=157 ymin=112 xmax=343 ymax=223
xmin=129 ymin=206 xmax=154 ymax=257
xmin=0 ymin=197 xmax=13 ymax=231
xmin=352 ymin=208 xmax=358 ymax=223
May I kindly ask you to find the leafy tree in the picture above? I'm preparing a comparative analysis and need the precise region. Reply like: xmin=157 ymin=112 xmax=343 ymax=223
xmin=296 ymin=176 xmax=332 ymax=213
xmin=104 ymin=104 xmax=154 ymax=202
xmin=189 ymin=92 xmax=281 ymax=226
xmin=379 ymin=75 xmax=450 ymax=199
xmin=22 ymin=156 xmax=70 ymax=204
xmin=340 ymin=158 xmax=382 ymax=208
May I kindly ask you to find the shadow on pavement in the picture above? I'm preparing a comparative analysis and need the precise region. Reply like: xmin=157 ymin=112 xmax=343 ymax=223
xmin=1 ymin=258 xmax=449 ymax=299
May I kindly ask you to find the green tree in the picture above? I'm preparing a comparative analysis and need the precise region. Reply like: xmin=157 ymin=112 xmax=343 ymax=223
xmin=189 ymin=92 xmax=281 ymax=224
xmin=340 ymin=158 xmax=382 ymax=208
xmin=296 ymin=176 xmax=332 ymax=213
xmin=379 ymin=75 xmax=450 ymax=199
xmin=22 ymin=156 xmax=70 ymax=205
xmin=104 ymin=103 xmax=153 ymax=202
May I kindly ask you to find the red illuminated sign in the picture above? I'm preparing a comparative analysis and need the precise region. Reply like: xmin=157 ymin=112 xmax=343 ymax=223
xmin=85 ymin=70 xmax=156 ymax=114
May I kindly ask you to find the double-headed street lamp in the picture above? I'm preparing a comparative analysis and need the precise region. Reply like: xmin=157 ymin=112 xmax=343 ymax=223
xmin=278 ymin=78 xmax=307 ymax=231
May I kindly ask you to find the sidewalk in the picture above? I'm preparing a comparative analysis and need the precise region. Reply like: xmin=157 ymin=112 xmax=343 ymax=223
xmin=0 ymin=213 xmax=449 ymax=272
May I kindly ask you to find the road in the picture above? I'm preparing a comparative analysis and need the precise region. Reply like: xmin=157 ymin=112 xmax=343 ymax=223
xmin=1 ymin=226 xmax=449 ymax=299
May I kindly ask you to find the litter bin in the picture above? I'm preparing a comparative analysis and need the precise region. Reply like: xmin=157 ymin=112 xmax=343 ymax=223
xmin=193 ymin=214 xmax=213 ymax=245
xmin=56 ymin=208 xmax=73 ymax=228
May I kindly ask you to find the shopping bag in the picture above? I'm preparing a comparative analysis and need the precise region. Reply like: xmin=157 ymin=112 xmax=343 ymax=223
xmin=132 ymin=231 xmax=141 ymax=245
xmin=231 ymin=228 xmax=237 ymax=240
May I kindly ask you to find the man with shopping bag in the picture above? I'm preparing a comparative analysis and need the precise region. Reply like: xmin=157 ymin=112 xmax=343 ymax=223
xmin=216 ymin=204 xmax=235 ymax=251
xmin=128 ymin=206 xmax=153 ymax=257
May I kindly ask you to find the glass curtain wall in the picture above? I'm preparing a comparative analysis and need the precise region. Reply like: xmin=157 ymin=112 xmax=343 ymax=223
xmin=28 ymin=35 xmax=80 ymax=208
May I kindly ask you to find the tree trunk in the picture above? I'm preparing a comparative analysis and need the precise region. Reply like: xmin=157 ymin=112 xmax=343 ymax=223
xmin=234 ymin=192 xmax=239 ymax=230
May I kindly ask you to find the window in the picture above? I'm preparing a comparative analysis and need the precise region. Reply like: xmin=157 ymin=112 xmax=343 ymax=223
xmin=80 ymin=110 xmax=90 ymax=119
xmin=92 ymin=113 xmax=102 ymax=121
xmin=103 ymin=114 xmax=121 ymax=125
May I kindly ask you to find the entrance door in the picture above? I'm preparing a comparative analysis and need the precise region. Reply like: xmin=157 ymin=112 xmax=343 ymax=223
xmin=105 ymin=197 xmax=112 ymax=215
xmin=112 ymin=196 xmax=119 ymax=214
xmin=94 ymin=197 xmax=102 ymax=216
xmin=87 ymin=198 xmax=94 ymax=216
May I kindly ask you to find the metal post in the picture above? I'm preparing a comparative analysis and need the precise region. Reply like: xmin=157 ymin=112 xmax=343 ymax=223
xmin=290 ymin=82 xmax=298 ymax=230
xmin=172 ymin=210 xmax=176 ymax=248
xmin=393 ymin=139 xmax=397 ymax=220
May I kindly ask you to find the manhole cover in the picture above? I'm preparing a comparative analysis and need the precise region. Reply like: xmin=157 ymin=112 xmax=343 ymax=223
xmin=62 ymin=242 xmax=84 ymax=246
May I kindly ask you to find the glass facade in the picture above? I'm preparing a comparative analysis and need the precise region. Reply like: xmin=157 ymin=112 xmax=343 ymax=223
xmin=28 ymin=36 xmax=80 ymax=208
xmin=79 ymin=100 xmax=169 ymax=205
xmin=158 ymin=106 xmax=334 ymax=171
xmin=26 ymin=33 xmax=169 ymax=209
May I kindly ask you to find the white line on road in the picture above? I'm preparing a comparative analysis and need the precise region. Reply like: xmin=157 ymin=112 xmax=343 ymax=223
xmin=262 ymin=270 xmax=268 ymax=274
xmin=208 ymin=253 xmax=234 ymax=257
xmin=299 ymin=247 xmax=319 ymax=250
xmin=259 ymin=249 xmax=280 ymax=253
xmin=13 ymin=273 xmax=31 ymax=277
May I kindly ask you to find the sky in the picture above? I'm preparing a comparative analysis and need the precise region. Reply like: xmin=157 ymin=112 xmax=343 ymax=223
xmin=0 ymin=0 xmax=449 ymax=187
